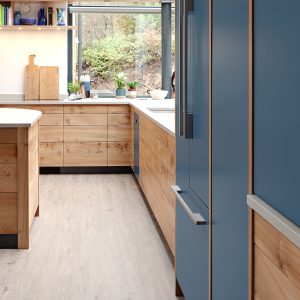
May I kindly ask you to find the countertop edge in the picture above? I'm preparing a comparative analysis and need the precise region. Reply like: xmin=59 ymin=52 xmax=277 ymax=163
xmin=0 ymin=109 xmax=42 ymax=128
xmin=247 ymin=194 xmax=300 ymax=248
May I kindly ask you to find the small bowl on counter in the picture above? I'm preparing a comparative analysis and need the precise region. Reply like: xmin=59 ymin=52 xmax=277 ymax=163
xmin=148 ymin=89 xmax=168 ymax=100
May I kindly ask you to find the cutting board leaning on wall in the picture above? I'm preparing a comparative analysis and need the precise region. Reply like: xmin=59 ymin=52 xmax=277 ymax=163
xmin=24 ymin=55 xmax=59 ymax=101
xmin=24 ymin=55 xmax=39 ymax=100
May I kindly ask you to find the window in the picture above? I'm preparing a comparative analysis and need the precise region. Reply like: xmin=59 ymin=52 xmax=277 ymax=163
xmin=70 ymin=2 xmax=175 ymax=96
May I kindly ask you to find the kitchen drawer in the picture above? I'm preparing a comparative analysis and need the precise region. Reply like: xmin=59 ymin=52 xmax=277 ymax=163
xmin=0 ymin=128 xmax=17 ymax=144
xmin=108 ymin=142 xmax=131 ymax=166
xmin=108 ymin=114 xmax=131 ymax=126
xmin=64 ymin=114 xmax=107 ymax=126
xmin=107 ymin=105 xmax=130 ymax=114
xmin=0 ymin=144 xmax=17 ymax=164
xmin=24 ymin=105 xmax=63 ymax=114
xmin=108 ymin=125 xmax=131 ymax=142
xmin=40 ymin=126 xmax=63 ymax=143
xmin=40 ymin=114 xmax=63 ymax=126
xmin=64 ymin=126 xmax=107 ymax=142
xmin=64 ymin=142 xmax=107 ymax=166
xmin=175 ymin=184 xmax=209 ymax=300
xmin=0 ymin=193 xmax=17 ymax=234
xmin=0 ymin=164 xmax=17 ymax=193
xmin=64 ymin=105 xmax=107 ymax=114
xmin=39 ymin=143 xmax=63 ymax=167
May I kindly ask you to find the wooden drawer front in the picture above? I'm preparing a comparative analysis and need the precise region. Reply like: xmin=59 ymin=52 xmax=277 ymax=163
xmin=21 ymin=105 xmax=63 ymax=114
xmin=0 ymin=128 xmax=17 ymax=144
xmin=254 ymin=213 xmax=300 ymax=299
xmin=64 ymin=114 xmax=107 ymax=126
xmin=40 ymin=143 xmax=63 ymax=167
xmin=0 ymin=193 xmax=17 ymax=234
xmin=108 ymin=114 xmax=131 ymax=126
xmin=40 ymin=126 xmax=63 ymax=143
xmin=64 ymin=126 xmax=107 ymax=142
xmin=0 ymin=164 xmax=17 ymax=193
xmin=0 ymin=144 xmax=17 ymax=164
xmin=40 ymin=114 xmax=63 ymax=126
xmin=108 ymin=125 xmax=131 ymax=142
xmin=64 ymin=105 xmax=107 ymax=114
xmin=108 ymin=142 xmax=131 ymax=166
xmin=64 ymin=142 xmax=107 ymax=166
xmin=108 ymin=105 xmax=130 ymax=114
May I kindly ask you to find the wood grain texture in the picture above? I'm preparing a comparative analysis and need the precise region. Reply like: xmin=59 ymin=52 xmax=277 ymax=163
xmin=0 ymin=193 xmax=17 ymax=234
xmin=0 ymin=164 xmax=17 ymax=193
xmin=40 ymin=114 xmax=63 ymax=126
xmin=108 ymin=125 xmax=131 ymax=142
xmin=0 ymin=174 xmax=180 ymax=300
xmin=108 ymin=114 xmax=131 ymax=125
xmin=108 ymin=142 xmax=131 ymax=166
xmin=64 ymin=114 xmax=107 ymax=126
xmin=40 ymin=126 xmax=63 ymax=143
xmin=139 ymin=114 xmax=176 ymax=255
xmin=64 ymin=142 xmax=108 ymax=166
xmin=0 ymin=128 xmax=17 ymax=144
xmin=254 ymin=212 xmax=300 ymax=290
xmin=39 ymin=66 xmax=59 ymax=100
xmin=39 ymin=143 xmax=63 ymax=167
xmin=24 ymin=55 xmax=39 ymax=100
xmin=17 ymin=127 xmax=29 ymax=249
xmin=0 ymin=144 xmax=17 ymax=164
xmin=254 ymin=246 xmax=300 ymax=299
xmin=107 ymin=105 xmax=130 ymax=114
xmin=64 ymin=126 xmax=107 ymax=142
xmin=64 ymin=105 xmax=107 ymax=114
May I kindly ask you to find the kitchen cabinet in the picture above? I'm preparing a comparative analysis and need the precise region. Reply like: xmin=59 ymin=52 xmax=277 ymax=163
xmin=175 ymin=0 xmax=210 ymax=298
xmin=138 ymin=113 xmax=176 ymax=255
xmin=175 ymin=0 xmax=249 ymax=299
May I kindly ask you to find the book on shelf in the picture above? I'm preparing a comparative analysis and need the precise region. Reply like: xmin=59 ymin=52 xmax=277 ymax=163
xmin=0 ymin=2 xmax=11 ymax=26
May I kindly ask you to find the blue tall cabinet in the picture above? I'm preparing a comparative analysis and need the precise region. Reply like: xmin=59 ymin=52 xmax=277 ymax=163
xmin=175 ymin=0 xmax=249 ymax=299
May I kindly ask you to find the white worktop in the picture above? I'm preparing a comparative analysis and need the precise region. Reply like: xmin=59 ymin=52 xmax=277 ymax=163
xmin=0 ymin=108 xmax=42 ymax=128
xmin=0 ymin=98 xmax=176 ymax=136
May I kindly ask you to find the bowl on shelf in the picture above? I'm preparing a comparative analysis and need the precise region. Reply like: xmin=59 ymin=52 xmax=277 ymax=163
xmin=20 ymin=18 xmax=37 ymax=26
xmin=148 ymin=89 xmax=168 ymax=100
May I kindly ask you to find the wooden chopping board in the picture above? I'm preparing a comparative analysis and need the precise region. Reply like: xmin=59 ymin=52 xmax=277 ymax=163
xmin=39 ymin=66 xmax=59 ymax=100
xmin=24 ymin=55 xmax=39 ymax=100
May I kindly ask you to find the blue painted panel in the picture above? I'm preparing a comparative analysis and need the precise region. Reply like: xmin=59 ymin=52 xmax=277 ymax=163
xmin=134 ymin=112 xmax=139 ymax=179
xmin=176 ymin=182 xmax=208 ymax=300
xmin=189 ymin=0 xmax=210 ymax=207
xmin=212 ymin=0 xmax=249 ymax=299
xmin=254 ymin=0 xmax=300 ymax=226
xmin=176 ymin=0 xmax=189 ymax=188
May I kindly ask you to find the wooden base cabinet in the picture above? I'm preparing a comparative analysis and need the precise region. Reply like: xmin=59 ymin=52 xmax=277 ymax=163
xmin=0 ymin=123 xmax=39 ymax=249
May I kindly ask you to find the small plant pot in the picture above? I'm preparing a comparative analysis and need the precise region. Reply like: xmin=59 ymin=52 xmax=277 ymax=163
xmin=116 ymin=89 xmax=126 ymax=99
xmin=127 ymin=89 xmax=137 ymax=99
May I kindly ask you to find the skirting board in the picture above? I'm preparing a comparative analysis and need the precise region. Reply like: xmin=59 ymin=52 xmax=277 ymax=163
xmin=40 ymin=167 xmax=133 ymax=175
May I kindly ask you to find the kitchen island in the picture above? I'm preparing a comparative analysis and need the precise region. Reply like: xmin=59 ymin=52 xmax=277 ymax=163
xmin=0 ymin=108 xmax=41 ymax=249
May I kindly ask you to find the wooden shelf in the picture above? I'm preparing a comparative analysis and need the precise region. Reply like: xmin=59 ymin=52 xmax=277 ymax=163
xmin=0 ymin=25 xmax=77 ymax=31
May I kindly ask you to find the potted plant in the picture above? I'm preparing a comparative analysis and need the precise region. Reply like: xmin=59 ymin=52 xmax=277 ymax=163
xmin=113 ymin=72 xmax=127 ymax=99
xmin=68 ymin=81 xmax=80 ymax=100
xmin=127 ymin=81 xmax=139 ymax=99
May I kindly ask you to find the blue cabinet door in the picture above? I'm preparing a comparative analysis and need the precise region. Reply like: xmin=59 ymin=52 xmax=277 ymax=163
xmin=253 ymin=0 xmax=300 ymax=226
xmin=188 ymin=0 xmax=210 ymax=208
xmin=212 ymin=0 xmax=249 ymax=299
xmin=176 ymin=186 xmax=209 ymax=300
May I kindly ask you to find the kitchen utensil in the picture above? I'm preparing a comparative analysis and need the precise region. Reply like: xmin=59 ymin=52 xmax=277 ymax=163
xmin=39 ymin=66 xmax=59 ymax=100
xmin=24 ymin=54 xmax=39 ymax=100
xmin=148 ymin=89 xmax=168 ymax=100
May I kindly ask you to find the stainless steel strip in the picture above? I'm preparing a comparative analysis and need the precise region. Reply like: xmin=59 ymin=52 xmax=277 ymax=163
xmin=247 ymin=194 xmax=300 ymax=248
xmin=171 ymin=185 xmax=206 ymax=225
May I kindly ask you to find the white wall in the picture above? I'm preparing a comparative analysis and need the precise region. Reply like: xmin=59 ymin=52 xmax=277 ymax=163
xmin=0 ymin=31 xmax=68 ymax=97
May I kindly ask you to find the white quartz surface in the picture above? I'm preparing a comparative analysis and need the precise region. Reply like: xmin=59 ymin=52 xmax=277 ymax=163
xmin=0 ymin=98 xmax=175 ymax=135
xmin=0 ymin=108 xmax=42 ymax=128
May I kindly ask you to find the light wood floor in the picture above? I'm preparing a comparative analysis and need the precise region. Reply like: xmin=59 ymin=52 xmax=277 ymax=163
xmin=0 ymin=174 xmax=181 ymax=300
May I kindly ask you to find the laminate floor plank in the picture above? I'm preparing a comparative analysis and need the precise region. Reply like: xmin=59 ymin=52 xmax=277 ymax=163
xmin=0 ymin=174 xmax=181 ymax=300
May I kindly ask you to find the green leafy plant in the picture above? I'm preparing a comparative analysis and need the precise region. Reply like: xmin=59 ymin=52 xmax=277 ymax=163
xmin=113 ymin=72 xmax=127 ymax=89
xmin=68 ymin=81 xmax=80 ymax=94
xmin=127 ymin=81 xmax=139 ymax=90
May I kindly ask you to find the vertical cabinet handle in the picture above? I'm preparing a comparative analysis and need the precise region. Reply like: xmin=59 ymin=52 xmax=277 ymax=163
xmin=179 ymin=0 xmax=194 ymax=139
xmin=171 ymin=185 xmax=206 ymax=225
